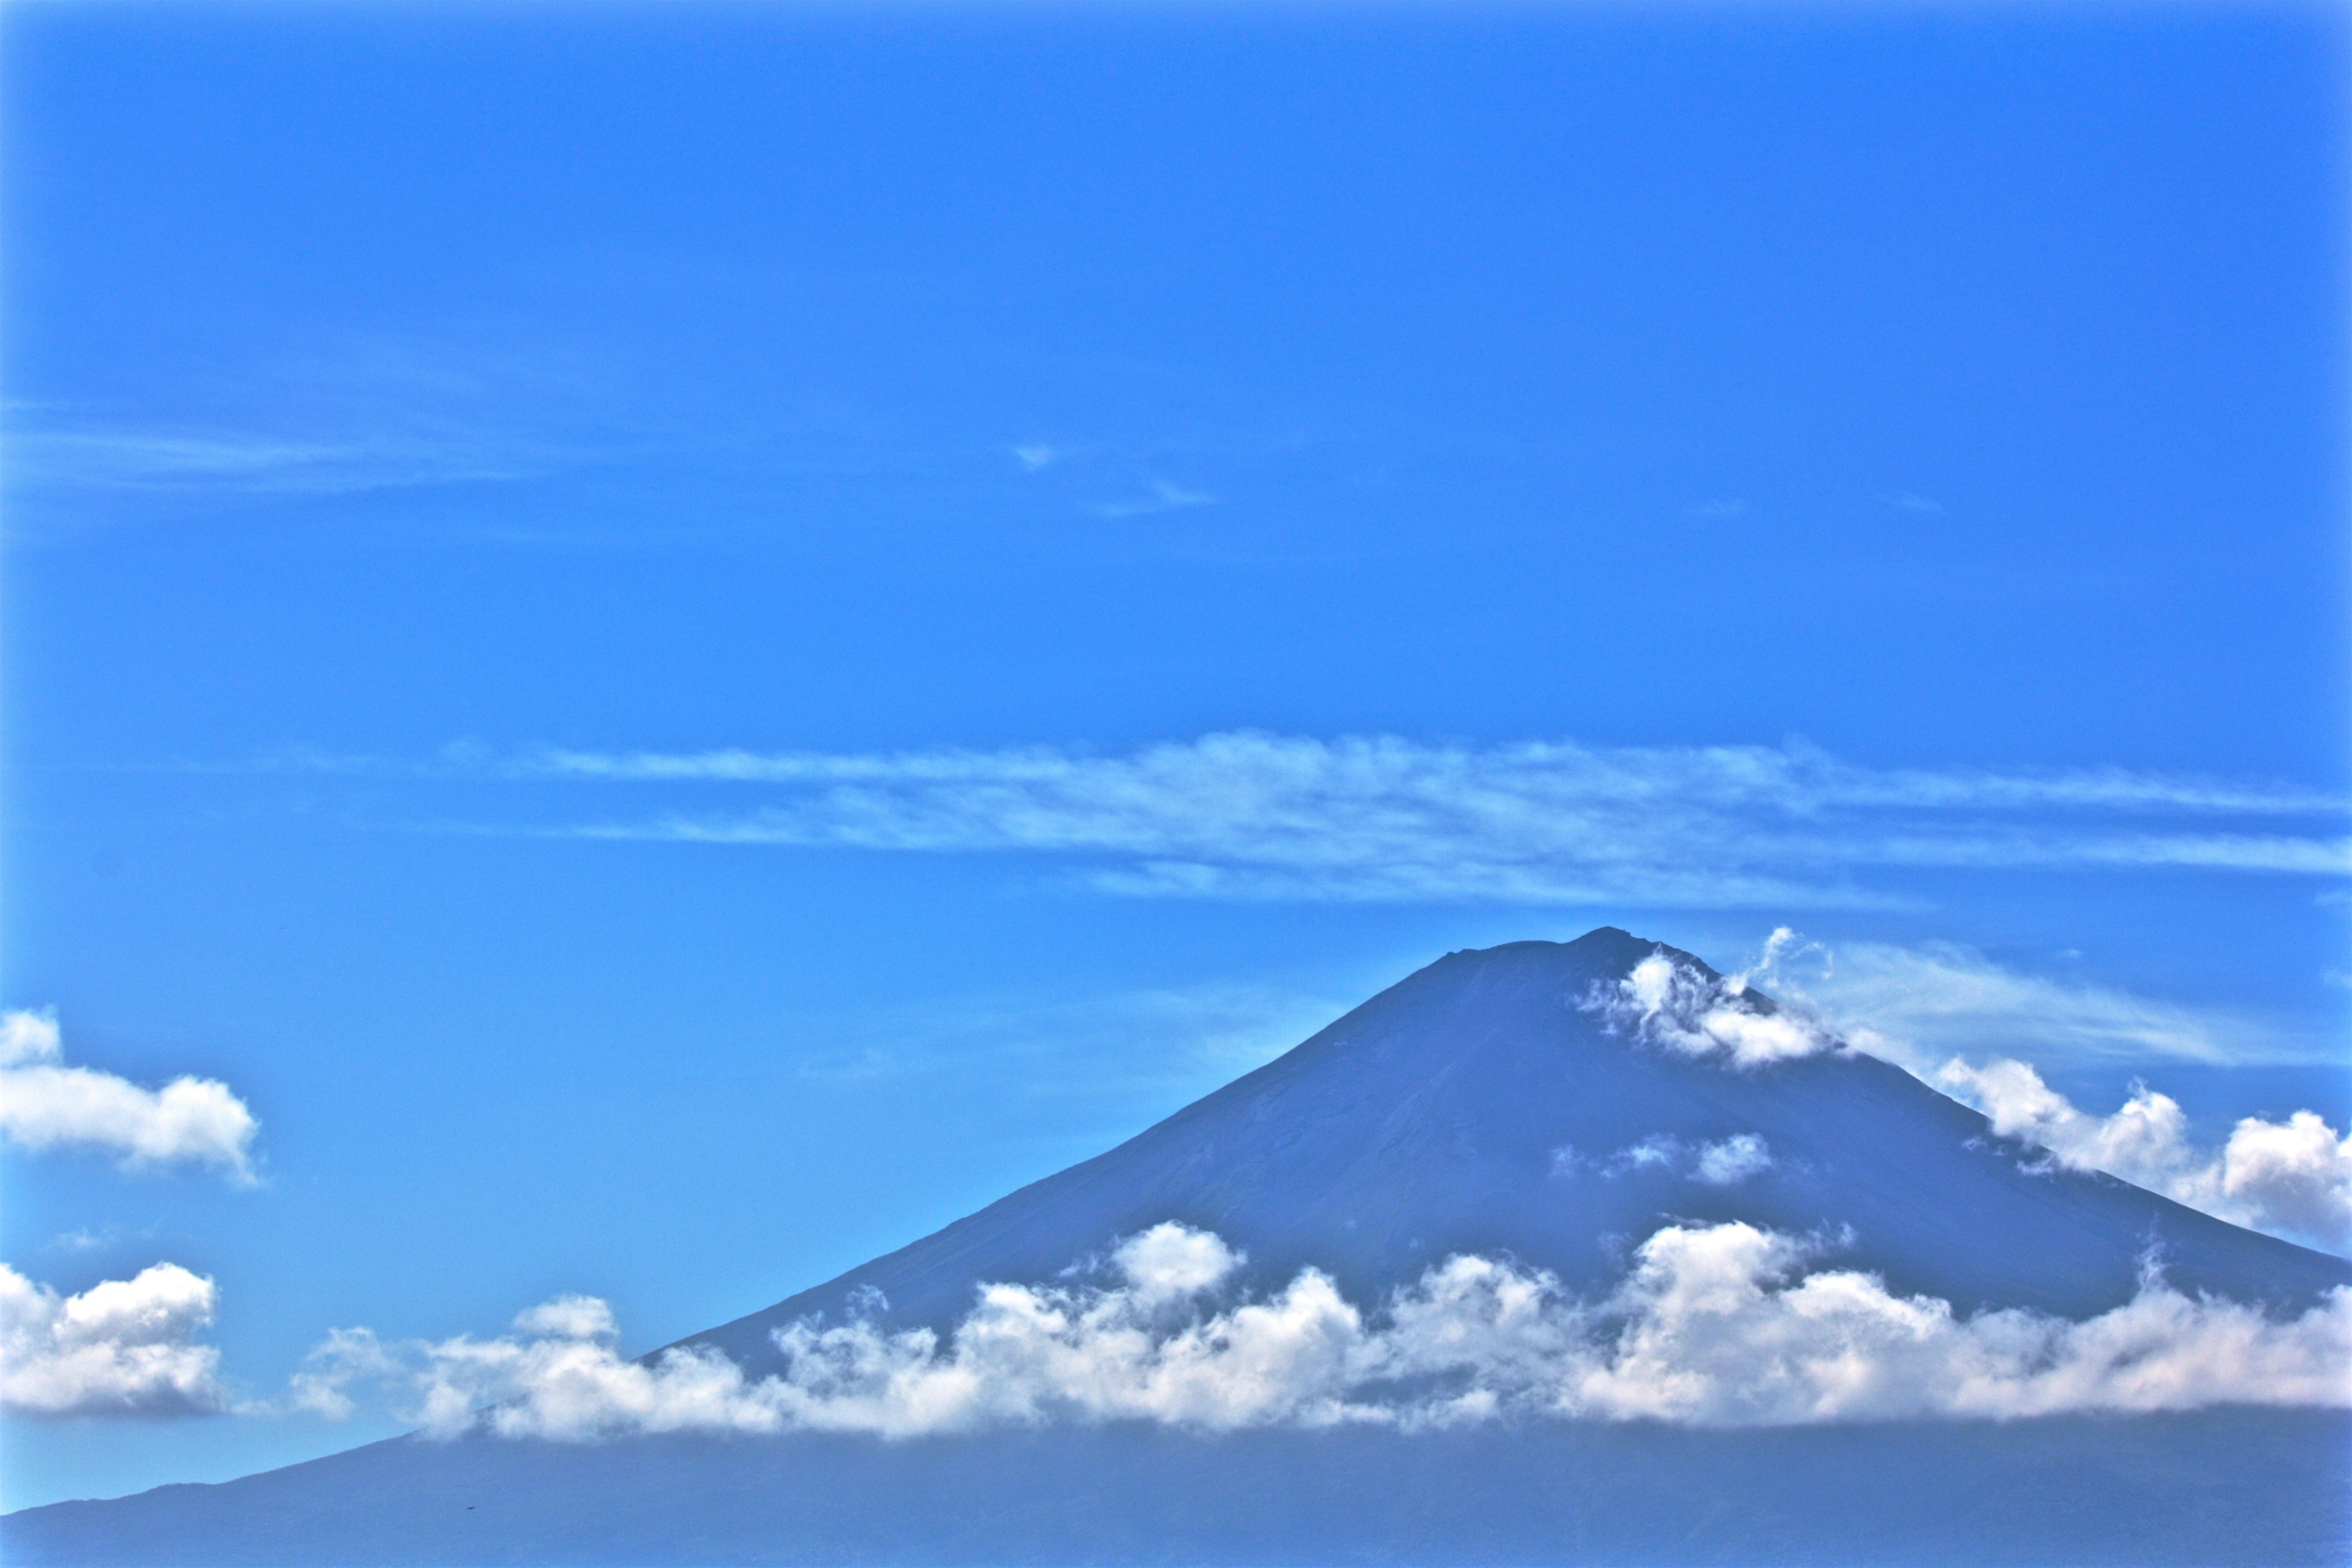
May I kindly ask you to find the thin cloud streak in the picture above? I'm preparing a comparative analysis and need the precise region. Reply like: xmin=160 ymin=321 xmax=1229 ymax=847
xmin=1739 ymin=931 xmax=2305 ymax=1067
xmin=445 ymin=733 xmax=2351 ymax=907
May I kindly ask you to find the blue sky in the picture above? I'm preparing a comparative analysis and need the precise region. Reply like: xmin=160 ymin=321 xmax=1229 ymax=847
xmin=2 ymin=0 xmax=2348 ymax=1509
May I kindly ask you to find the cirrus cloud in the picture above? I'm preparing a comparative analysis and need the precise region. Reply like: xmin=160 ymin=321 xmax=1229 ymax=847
xmin=262 ymin=731 xmax=2352 ymax=910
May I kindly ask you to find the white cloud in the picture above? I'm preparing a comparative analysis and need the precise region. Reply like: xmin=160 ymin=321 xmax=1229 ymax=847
xmin=303 ymin=1222 xmax=2352 ymax=1441
xmin=1713 ymin=932 xmax=2350 ymax=1254
xmin=1694 ymin=1134 xmax=1776 ymax=1186
xmin=0 ymin=1262 xmax=227 ymax=1417
xmin=450 ymin=732 xmax=2348 ymax=908
xmin=1575 ymin=1133 xmax=1776 ymax=1185
xmin=1586 ymin=952 xmax=1836 ymax=1068
xmin=1937 ymin=1058 xmax=2352 ymax=1255
xmin=1738 ymin=931 xmax=2281 ymax=1068
xmin=0 ymin=1009 xmax=260 ymax=1182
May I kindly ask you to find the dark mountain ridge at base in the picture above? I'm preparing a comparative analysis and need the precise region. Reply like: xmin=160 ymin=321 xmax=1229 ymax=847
xmin=10 ymin=1412 xmax=2348 ymax=1567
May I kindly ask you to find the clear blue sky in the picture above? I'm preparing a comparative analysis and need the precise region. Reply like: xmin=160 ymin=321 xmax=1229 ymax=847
xmin=3 ymin=0 xmax=2347 ymax=1508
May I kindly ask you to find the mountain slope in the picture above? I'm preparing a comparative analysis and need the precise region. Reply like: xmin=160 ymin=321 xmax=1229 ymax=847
xmin=686 ymin=928 xmax=2343 ymax=1375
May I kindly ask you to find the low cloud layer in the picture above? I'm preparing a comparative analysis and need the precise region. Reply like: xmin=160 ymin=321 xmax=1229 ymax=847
xmin=1939 ymin=1059 xmax=2352 ymax=1255
xmin=0 ymin=1262 xmax=227 ymax=1417
xmin=290 ymin=732 xmax=2350 ymax=908
xmin=0 ymin=1011 xmax=259 ymax=1182
xmin=300 ymin=1222 xmax=2352 ymax=1442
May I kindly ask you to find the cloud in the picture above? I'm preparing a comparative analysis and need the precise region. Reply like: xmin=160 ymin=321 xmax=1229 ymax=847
xmin=302 ymin=1222 xmax=2352 ymax=1441
xmin=1735 ymin=928 xmax=2305 ymax=1068
xmin=1011 ymin=444 xmax=1061 ymax=472
xmin=0 ymin=1262 xmax=227 ymax=1417
xmin=1586 ymin=952 xmax=1837 ymax=1068
xmin=1717 ymin=930 xmax=2351 ymax=1253
xmin=0 ymin=1010 xmax=260 ymax=1182
xmin=390 ymin=732 xmax=2351 ymax=909
xmin=1937 ymin=1058 xmax=2352 ymax=1255
xmin=1570 ymin=1133 xmax=1777 ymax=1185
xmin=1095 ymin=480 xmax=1216 ymax=518
xmin=788 ymin=980 xmax=1343 ymax=1098
xmin=4 ymin=425 xmax=526 ymax=497
xmin=1694 ymin=1133 xmax=1776 ymax=1185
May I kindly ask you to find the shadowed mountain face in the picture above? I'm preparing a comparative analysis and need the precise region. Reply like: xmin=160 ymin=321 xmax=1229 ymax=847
xmin=8 ymin=929 xmax=2348 ymax=1568
xmin=687 ymin=929 xmax=2345 ymax=1374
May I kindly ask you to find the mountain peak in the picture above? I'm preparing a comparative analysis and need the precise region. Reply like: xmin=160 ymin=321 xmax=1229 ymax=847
xmin=679 ymin=932 xmax=2346 ymax=1373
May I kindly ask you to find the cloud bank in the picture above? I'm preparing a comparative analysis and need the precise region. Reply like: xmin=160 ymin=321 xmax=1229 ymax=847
xmin=0 ymin=1011 xmax=260 ymax=1182
xmin=301 ymin=1222 xmax=2351 ymax=1442
xmin=306 ymin=732 xmax=2350 ymax=908
xmin=0 ymin=1262 xmax=227 ymax=1417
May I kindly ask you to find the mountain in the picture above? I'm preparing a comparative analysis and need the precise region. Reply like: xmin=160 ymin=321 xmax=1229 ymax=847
xmin=8 ymin=929 xmax=2348 ymax=1566
xmin=686 ymin=927 xmax=2342 ymax=1366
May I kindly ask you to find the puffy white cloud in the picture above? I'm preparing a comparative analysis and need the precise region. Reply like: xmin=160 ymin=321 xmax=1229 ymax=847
xmin=1937 ymin=1057 xmax=2352 ymax=1254
xmin=0 ymin=1009 xmax=259 ymax=1182
xmin=0 ymin=1261 xmax=227 ymax=1417
xmin=1586 ymin=952 xmax=1836 ymax=1068
xmin=306 ymin=1222 xmax=2352 ymax=1442
xmin=1555 ymin=1221 xmax=2351 ymax=1423
xmin=511 ymin=1294 xmax=619 ymax=1341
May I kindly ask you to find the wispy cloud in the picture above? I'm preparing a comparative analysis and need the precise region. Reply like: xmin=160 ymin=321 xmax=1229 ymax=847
xmin=1094 ymin=480 xmax=1216 ymax=518
xmin=4 ymin=426 xmax=529 ymax=497
xmin=787 ymin=981 xmax=1343 ymax=1102
xmin=1736 ymin=931 xmax=2302 ymax=1067
xmin=295 ymin=1221 xmax=2352 ymax=1441
xmin=0 ymin=1011 xmax=261 ymax=1183
xmin=1719 ymin=930 xmax=2349 ymax=1251
xmin=334 ymin=732 xmax=2352 ymax=908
